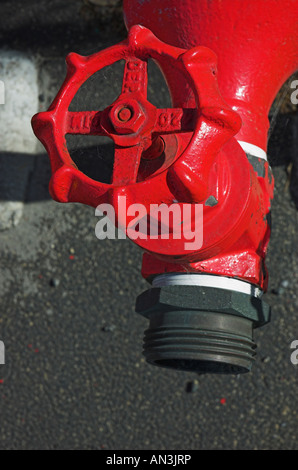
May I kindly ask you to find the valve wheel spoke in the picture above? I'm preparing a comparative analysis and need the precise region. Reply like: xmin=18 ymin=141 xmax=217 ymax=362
xmin=121 ymin=58 xmax=148 ymax=98
xmin=112 ymin=142 xmax=145 ymax=185
xmin=66 ymin=111 xmax=107 ymax=136
xmin=154 ymin=108 xmax=196 ymax=134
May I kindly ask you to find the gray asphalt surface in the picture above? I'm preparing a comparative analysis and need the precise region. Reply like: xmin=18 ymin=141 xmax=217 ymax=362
xmin=0 ymin=0 xmax=298 ymax=450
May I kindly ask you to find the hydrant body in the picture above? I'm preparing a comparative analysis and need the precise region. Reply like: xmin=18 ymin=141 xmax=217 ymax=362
xmin=124 ymin=0 xmax=298 ymax=149
xmin=124 ymin=0 xmax=298 ymax=289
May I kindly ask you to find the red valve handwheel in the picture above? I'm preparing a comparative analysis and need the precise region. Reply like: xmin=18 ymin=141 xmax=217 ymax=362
xmin=32 ymin=25 xmax=263 ymax=261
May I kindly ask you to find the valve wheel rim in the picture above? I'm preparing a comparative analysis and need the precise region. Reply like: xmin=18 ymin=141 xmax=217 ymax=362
xmin=32 ymin=25 xmax=241 ymax=205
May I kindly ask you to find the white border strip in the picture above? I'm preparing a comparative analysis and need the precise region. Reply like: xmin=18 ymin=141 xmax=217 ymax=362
xmin=152 ymin=273 xmax=262 ymax=298
xmin=237 ymin=141 xmax=267 ymax=161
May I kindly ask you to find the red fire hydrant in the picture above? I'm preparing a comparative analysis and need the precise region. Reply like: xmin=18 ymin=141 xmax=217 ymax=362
xmin=32 ymin=0 xmax=298 ymax=374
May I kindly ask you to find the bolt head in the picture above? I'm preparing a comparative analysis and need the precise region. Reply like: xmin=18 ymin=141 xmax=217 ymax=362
xmin=118 ymin=107 xmax=132 ymax=122
xmin=108 ymin=100 xmax=146 ymax=135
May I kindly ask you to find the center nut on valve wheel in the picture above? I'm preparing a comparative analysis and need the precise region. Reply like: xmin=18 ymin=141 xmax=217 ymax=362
xmin=32 ymin=25 xmax=272 ymax=374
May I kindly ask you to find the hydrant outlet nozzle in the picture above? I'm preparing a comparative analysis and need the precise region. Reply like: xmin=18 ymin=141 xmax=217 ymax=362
xmin=136 ymin=284 xmax=270 ymax=374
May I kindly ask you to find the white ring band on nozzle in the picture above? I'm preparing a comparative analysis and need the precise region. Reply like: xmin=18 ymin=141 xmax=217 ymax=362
xmin=152 ymin=273 xmax=263 ymax=298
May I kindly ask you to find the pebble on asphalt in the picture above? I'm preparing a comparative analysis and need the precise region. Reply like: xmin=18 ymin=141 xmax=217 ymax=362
xmin=49 ymin=278 xmax=60 ymax=287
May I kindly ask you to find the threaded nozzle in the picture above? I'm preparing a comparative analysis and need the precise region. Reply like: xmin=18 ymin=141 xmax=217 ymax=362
xmin=143 ymin=311 xmax=256 ymax=374
xmin=136 ymin=284 xmax=270 ymax=375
